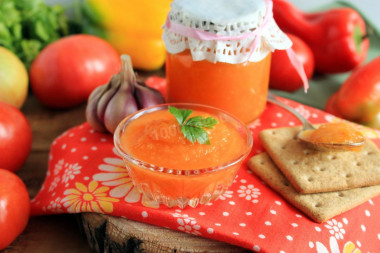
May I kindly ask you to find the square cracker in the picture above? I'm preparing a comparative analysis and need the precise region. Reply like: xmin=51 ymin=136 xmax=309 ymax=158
xmin=259 ymin=127 xmax=380 ymax=193
xmin=248 ymin=153 xmax=380 ymax=223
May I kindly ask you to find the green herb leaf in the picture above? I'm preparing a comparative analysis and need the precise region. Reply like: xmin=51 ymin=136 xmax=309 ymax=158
xmin=0 ymin=0 xmax=69 ymax=69
xmin=35 ymin=21 xmax=50 ymax=42
xmin=20 ymin=40 xmax=42 ymax=68
xmin=169 ymin=106 xmax=192 ymax=125
xmin=181 ymin=125 xmax=210 ymax=145
xmin=169 ymin=106 xmax=218 ymax=145
xmin=186 ymin=116 xmax=218 ymax=129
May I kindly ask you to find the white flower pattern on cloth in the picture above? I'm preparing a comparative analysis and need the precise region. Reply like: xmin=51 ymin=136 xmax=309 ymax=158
xmin=46 ymin=197 xmax=64 ymax=213
xmin=48 ymin=176 xmax=60 ymax=193
xmin=295 ymin=105 xmax=311 ymax=119
xmin=54 ymin=159 xmax=64 ymax=175
xmin=312 ymin=236 xmax=361 ymax=253
xmin=48 ymin=159 xmax=65 ymax=192
xmin=325 ymin=219 xmax=345 ymax=240
xmin=61 ymin=161 xmax=82 ymax=184
xmin=237 ymin=184 xmax=261 ymax=203
xmin=218 ymin=190 xmax=234 ymax=201
xmin=173 ymin=211 xmax=202 ymax=236
xmin=248 ymin=119 xmax=261 ymax=129
xmin=92 ymin=148 xmax=159 ymax=208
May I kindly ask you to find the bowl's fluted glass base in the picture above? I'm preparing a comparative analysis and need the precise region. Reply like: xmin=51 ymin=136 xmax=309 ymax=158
xmin=137 ymin=182 xmax=228 ymax=208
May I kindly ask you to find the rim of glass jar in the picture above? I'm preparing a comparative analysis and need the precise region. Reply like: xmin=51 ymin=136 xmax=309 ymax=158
xmin=113 ymin=103 xmax=253 ymax=176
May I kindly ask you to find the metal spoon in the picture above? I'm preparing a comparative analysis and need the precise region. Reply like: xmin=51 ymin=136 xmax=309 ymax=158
xmin=266 ymin=92 xmax=365 ymax=151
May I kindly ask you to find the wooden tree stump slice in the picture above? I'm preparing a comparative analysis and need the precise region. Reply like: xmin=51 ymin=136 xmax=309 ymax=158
xmin=79 ymin=213 xmax=251 ymax=253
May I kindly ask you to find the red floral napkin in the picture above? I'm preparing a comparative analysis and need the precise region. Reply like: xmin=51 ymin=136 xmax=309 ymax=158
xmin=31 ymin=97 xmax=380 ymax=252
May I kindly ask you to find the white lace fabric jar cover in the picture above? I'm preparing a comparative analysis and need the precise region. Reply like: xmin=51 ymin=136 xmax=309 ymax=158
xmin=162 ymin=0 xmax=292 ymax=64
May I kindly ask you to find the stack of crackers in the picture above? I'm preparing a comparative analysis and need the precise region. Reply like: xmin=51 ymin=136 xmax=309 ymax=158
xmin=248 ymin=126 xmax=380 ymax=223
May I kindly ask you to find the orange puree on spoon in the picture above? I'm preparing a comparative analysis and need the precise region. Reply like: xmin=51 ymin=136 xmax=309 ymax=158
xmin=301 ymin=123 xmax=365 ymax=152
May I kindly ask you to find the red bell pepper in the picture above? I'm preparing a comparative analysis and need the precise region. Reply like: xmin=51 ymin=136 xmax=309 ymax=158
xmin=325 ymin=56 xmax=380 ymax=129
xmin=273 ymin=0 xmax=369 ymax=74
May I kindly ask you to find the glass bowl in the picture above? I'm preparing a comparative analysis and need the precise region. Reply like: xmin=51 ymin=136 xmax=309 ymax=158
xmin=114 ymin=103 xmax=253 ymax=208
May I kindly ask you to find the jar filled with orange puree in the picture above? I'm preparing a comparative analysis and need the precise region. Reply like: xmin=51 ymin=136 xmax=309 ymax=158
xmin=163 ymin=0 xmax=292 ymax=123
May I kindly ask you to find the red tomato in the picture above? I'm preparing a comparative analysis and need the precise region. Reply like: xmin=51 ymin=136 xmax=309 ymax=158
xmin=0 ymin=102 xmax=32 ymax=172
xmin=0 ymin=169 xmax=30 ymax=250
xmin=145 ymin=76 xmax=167 ymax=99
xmin=269 ymin=33 xmax=315 ymax=92
xmin=30 ymin=35 xmax=121 ymax=108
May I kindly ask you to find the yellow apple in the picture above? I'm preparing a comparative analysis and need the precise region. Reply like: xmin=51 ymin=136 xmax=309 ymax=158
xmin=0 ymin=47 xmax=28 ymax=108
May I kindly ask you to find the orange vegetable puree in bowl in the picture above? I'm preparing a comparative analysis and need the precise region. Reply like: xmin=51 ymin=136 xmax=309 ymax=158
xmin=114 ymin=104 xmax=252 ymax=208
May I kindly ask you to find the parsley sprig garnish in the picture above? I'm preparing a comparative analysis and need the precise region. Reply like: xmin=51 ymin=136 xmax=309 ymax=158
xmin=169 ymin=106 xmax=218 ymax=145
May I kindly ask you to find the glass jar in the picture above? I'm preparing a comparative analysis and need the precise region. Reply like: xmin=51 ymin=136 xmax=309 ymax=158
xmin=166 ymin=50 xmax=271 ymax=123
xmin=163 ymin=0 xmax=291 ymax=123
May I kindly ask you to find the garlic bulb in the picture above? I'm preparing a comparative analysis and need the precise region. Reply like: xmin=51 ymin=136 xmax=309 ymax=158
xmin=86 ymin=55 xmax=165 ymax=133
